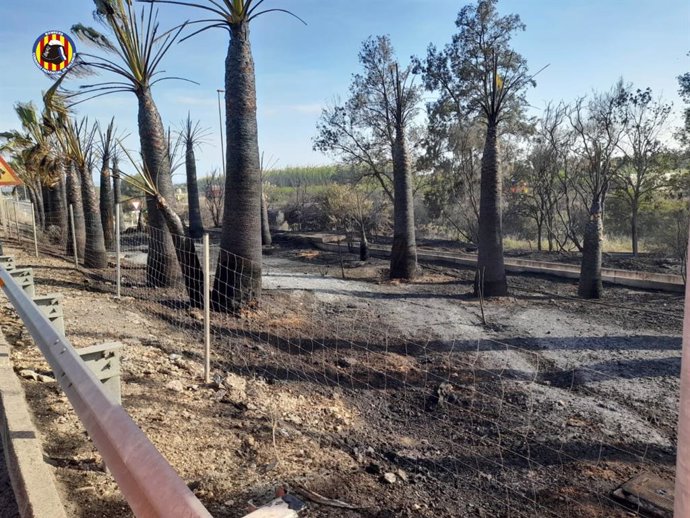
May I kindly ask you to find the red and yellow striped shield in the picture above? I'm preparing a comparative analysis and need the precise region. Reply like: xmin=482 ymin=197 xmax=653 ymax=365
xmin=32 ymin=31 xmax=76 ymax=75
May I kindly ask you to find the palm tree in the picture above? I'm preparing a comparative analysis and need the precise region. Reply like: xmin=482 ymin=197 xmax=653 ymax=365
xmin=97 ymin=118 xmax=117 ymax=249
xmin=58 ymin=0 xmax=191 ymax=285
xmin=140 ymin=0 xmax=304 ymax=310
xmin=118 ymin=144 xmax=204 ymax=308
xmin=65 ymin=118 xmax=108 ymax=268
xmin=178 ymin=114 xmax=207 ymax=239
xmin=0 ymin=102 xmax=63 ymax=236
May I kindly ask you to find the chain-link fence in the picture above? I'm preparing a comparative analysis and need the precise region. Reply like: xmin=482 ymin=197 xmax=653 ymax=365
xmin=0 ymin=195 xmax=681 ymax=517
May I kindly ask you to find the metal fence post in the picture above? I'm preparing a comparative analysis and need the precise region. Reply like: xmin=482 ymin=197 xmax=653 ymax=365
xmin=69 ymin=204 xmax=78 ymax=268
xmin=203 ymin=233 xmax=211 ymax=384
xmin=115 ymin=203 xmax=121 ymax=299
xmin=30 ymin=202 xmax=38 ymax=258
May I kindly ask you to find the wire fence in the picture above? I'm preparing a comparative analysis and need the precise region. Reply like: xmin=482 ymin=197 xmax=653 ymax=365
xmin=0 ymin=195 xmax=680 ymax=517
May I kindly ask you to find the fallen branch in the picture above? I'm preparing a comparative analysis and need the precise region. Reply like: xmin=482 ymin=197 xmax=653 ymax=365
xmin=294 ymin=486 xmax=362 ymax=510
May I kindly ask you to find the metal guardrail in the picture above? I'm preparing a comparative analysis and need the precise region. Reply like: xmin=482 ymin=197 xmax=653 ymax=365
xmin=0 ymin=265 xmax=213 ymax=518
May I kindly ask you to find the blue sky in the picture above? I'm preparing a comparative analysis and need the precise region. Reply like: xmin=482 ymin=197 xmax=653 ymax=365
xmin=1 ymin=0 xmax=689 ymax=183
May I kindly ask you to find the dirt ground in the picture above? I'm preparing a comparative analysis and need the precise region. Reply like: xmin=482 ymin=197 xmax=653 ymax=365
xmin=0 ymin=238 xmax=683 ymax=518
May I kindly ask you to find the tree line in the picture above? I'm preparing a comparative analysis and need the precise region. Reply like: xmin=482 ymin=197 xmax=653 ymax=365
xmin=1 ymin=0 xmax=688 ymax=310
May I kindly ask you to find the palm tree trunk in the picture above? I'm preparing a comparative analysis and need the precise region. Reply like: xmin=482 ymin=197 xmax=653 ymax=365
xmin=46 ymin=176 xmax=68 ymax=247
xmin=390 ymin=124 xmax=417 ymax=279
xmin=578 ymin=198 xmax=604 ymax=299
xmin=56 ymin=173 xmax=68 ymax=247
xmin=359 ymin=224 xmax=370 ymax=261
xmin=475 ymin=120 xmax=508 ymax=297
xmin=212 ymin=22 xmax=262 ymax=311
xmin=185 ymin=141 xmax=204 ymax=239
xmin=100 ymin=154 xmax=115 ymax=250
xmin=261 ymin=190 xmax=271 ymax=246
xmin=78 ymin=163 xmax=108 ymax=268
xmin=137 ymin=87 xmax=179 ymax=287
xmin=154 ymin=193 xmax=204 ymax=308
xmin=42 ymin=183 xmax=51 ymax=227
xmin=65 ymin=162 xmax=85 ymax=260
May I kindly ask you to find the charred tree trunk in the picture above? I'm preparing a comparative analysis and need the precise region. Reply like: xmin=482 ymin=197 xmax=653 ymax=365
xmin=359 ymin=224 xmax=370 ymax=261
xmin=212 ymin=22 xmax=263 ymax=311
xmin=390 ymin=123 xmax=417 ymax=279
xmin=137 ymin=87 xmax=179 ymax=287
xmin=65 ymin=162 xmax=85 ymax=260
xmin=46 ymin=174 xmax=68 ymax=247
xmin=578 ymin=199 xmax=604 ymax=299
xmin=78 ymin=163 xmax=108 ymax=268
xmin=185 ymin=140 xmax=204 ymax=239
xmin=100 ymin=153 xmax=115 ymax=250
xmin=474 ymin=120 xmax=508 ymax=297
xmin=261 ymin=190 xmax=271 ymax=246
xmin=42 ymin=183 xmax=51 ymax=227
xmin=154 ymin=193 xmax=204 ymax=308
xmin=631 ymin=199 xmax=639 ymax=256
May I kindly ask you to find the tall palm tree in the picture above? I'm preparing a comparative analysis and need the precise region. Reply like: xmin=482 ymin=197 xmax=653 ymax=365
xmin=141 ymin=0 xmax=304 ymax=310
xmin=178 ymin=114 xmax=207 ymax=239
xmin=65 ymin=118 xmax=108 ymax=268
xmin=98 ymin=118 xmax=117 ymax=249
xmin=57 ymin=0 xmax=191 ymax=285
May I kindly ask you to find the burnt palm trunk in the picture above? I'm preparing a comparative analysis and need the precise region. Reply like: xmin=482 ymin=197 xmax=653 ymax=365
xmin=46 ymin=174 xmax=68 ymax=247
xmin=578 ymin=199 xmax=604 ymax=299
xmin=261 ymin=190 xmax=271 ymax=246
xmin=42 ymin=183 xmax=51 ymax=226
xmin=359 ymin=224 xmax=370 ymax=261
xmin=154 ymin=194 xmax=204 ymax=308
xmin=78 ymin=163 xmax=108 ymax=268
xmin=137 ymin=87 xmax=178 ymax=287
xmin=474 ymin=120 xmax=508 ymax=297
xmin=100 ymin=152 xmax=115 ymax=250
xmin=212 ymin=22 xmax=263 ymax=311
xmin=185 ymin=139 xmax=204 ymax=239
xmin=65 ymin=162 xmax=85 ymax=260
xmin=390 ymin=124 xmax=417 ymax=279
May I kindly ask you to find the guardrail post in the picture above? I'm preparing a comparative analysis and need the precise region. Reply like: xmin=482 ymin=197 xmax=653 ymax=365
xmin=115 ymin=203 xmax=121 ymax=299
xmin=203 ymin=233 xmax=211 ymax=384
xmin=76 ymin=342 xmax=123 ymax=404
xmin=0 ymin=268 xmax=213 ymax=517
xmin=69 ymin=204 xmax=78 ymax=267
xmin=0 ymin=256 xmax=15 ymax=271
xmin=32 ymin=294 xmax=65 ymax=335
xmin=30 ymin=201 xmax=38 ymax=258
xmin=8 ymin=268 xmax=35 ymax=298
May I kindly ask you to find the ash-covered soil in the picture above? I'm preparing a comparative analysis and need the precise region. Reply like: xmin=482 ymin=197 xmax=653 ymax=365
xmin=0 ymin=240 xmax=682 ymax=517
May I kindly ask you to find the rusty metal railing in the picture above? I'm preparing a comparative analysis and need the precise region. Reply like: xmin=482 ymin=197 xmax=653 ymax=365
xmin=0 ymin=265 xmax=213 ymax=518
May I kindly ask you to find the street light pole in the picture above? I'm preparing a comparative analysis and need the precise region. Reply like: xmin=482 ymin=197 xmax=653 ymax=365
xmin=216 ymin=89 xmax=226 ymax=177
